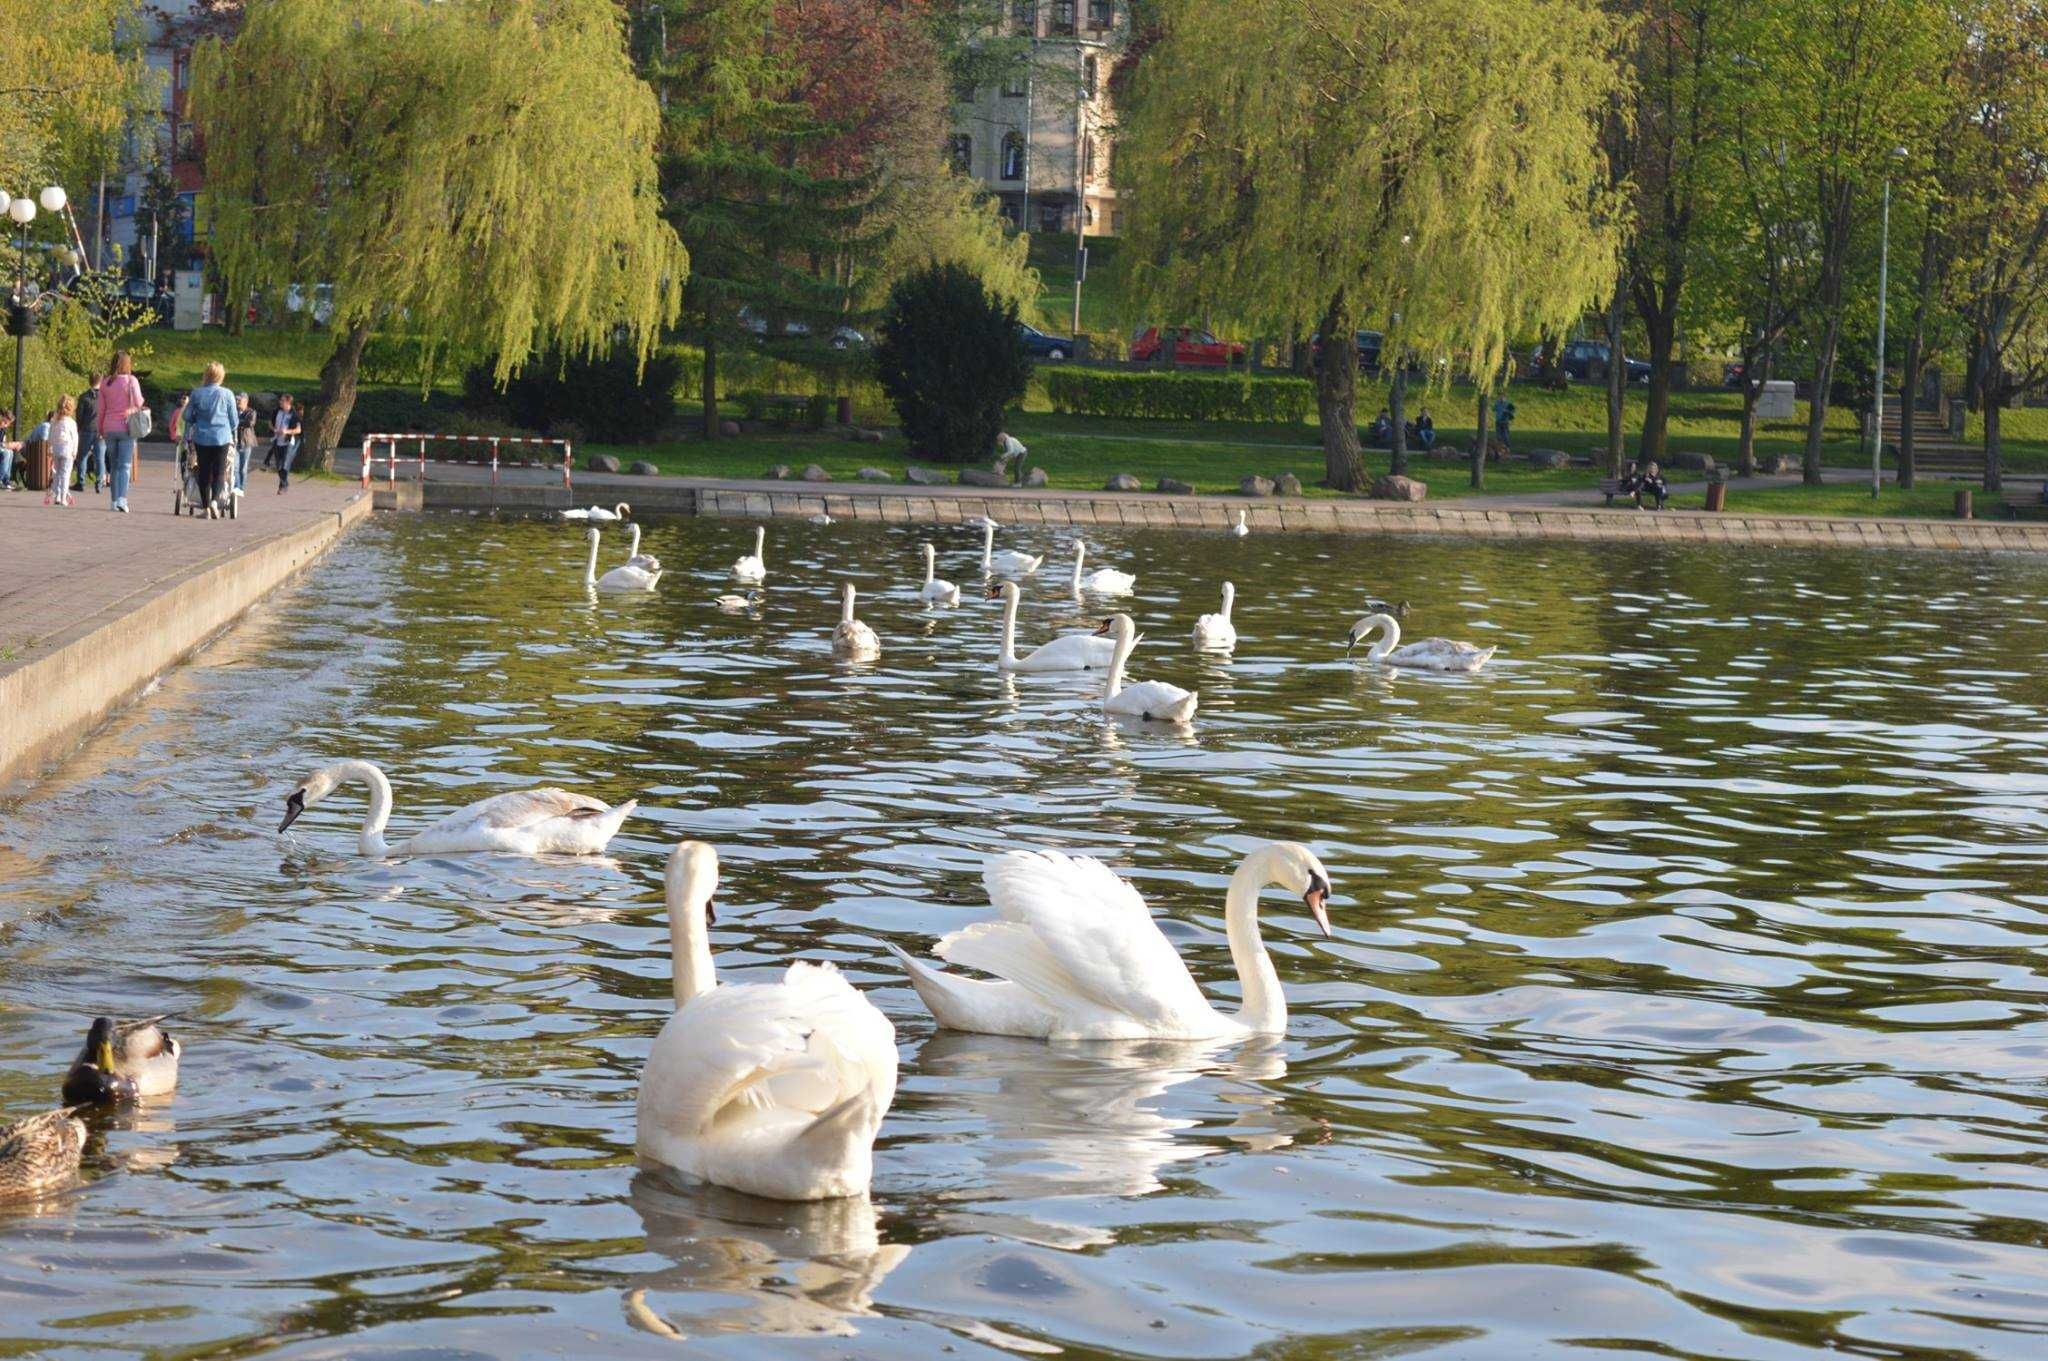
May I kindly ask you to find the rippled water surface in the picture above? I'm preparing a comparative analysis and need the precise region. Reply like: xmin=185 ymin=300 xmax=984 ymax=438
xmin=4 ymin=514 xmax=2048 ymax=1359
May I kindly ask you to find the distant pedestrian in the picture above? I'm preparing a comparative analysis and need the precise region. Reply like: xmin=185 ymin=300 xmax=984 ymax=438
xmin=75 ymin=374 xmax=102 ymax=492
xmin=0 ymin=411 xmax=15 ymax=489
xmin=1416 ymin=409 xmax=1436 ymax=451
xmin=181 ymin=362 xmax=238 ymax=520
xmin=1492 ymin=397 xmax=1516 ymax=450
xmin=45 ymin=396 xmax=79 ymax=506
xmin=96 ymin=350 xmax=147 ymax=514
xmin=271 ymin=393 xmax=302 ymax=492
xmin=234 ymin=392 xmax=257 ymax=495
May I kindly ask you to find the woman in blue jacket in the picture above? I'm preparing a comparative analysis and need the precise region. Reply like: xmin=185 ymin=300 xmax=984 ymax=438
xmin=181 ymin=362 xmax=239 ymax=519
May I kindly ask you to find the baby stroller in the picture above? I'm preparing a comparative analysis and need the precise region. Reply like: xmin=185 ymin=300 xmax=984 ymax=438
xmin=173 ymin=434 xmax=238 ymax=519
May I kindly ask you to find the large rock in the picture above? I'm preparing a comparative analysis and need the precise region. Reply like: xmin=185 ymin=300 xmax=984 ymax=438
xmin=1274 ymin=472 xmax=1304 ymax=496
xmin=905 ymin=466 xmax=940 ymax=485
xmin=1105 ymin=473 xmax=1141 ymax=492
xmin=1755 ymin=451 xmax=1792 ymax=475
xmin=766 ymin=464 xmax=792 ymax=480
xmin=1524 ymin=448 xmax=1571 ymax=470
xmin=1240 ymin=473 xmax=1276 ymax=497
xmin=625 ymin=460 xmax=656 ymax=476
xmin=719 ymin=419 xmax=742 ymax=438
xmin=855 ymin=428 xmax=885 ymax=444
xmin=1024 ymin=467 xmax=1049 ymax=487
xmin=1370 ymin=474 xmax=1429 ymax=502
xmin=959 ymin=467 xmax=1008 ymax=487
xmin=857 ymin=466 xmax=890 ymax=482
xmin=1668 ymin=450 xmax=1716 ymax=472
xmin=1157 ymin=477 xmax=1195 ymax=495
xmin=585 ymin=453 xmax=621 ymax=473
xmin=800 ymin=463 xmax=831 ymax=482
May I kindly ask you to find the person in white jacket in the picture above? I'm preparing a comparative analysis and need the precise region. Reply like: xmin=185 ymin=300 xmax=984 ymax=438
xmin=45 ymin=396 xmax=79 ymax=507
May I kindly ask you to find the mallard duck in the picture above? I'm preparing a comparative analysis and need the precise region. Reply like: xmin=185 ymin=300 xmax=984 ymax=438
xmin=62 ymin=1016 xmax=180 ymax=1106
xmin=0 ymin=1109 xmax=87 ymax=1200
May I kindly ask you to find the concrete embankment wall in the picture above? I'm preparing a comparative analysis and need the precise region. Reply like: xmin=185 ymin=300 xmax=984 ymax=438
xmin=0 ymin=493 xmax=372 ymax=791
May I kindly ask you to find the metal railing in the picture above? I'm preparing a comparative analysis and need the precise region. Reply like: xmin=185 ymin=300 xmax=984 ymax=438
xmin=359 ymin=433 xmax=574 ymax=492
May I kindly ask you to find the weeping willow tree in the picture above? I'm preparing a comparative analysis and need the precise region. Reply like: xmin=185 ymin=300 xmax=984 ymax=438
xmin=191 ymin=0 xmax=686 ymax=467
xmin=1117 ymin=0 xmax=1629 ymax=491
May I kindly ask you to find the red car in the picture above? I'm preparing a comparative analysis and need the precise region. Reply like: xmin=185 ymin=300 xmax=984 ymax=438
xmin=1131 ymin=325 xmax=1245 ymax=367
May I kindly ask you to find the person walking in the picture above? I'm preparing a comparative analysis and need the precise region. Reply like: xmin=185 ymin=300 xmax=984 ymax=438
xmin=180 ymin=362 xmax=238 ymax=520
xmin=74 ymin=375 xmax=102 ymax=493
xmin=0 ymin=411 xmax=15 ymax=489
xmin=96 ymin=350 xmax=147 ymax=514
xmin=234 ymin=392 xmax=257 ymax=497
xmin=45 ymin=396 xmax=79 ymax=506
xmin=271 ymin=393 xmax=302 ymax=492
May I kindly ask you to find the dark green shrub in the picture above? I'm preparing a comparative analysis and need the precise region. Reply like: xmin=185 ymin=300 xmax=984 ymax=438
xmin=1042 ymin=369 xmax=1314 ymax=423
xmin=463 ymin=344 xmax=683 ymax=444
xmin=872 ymin=262 xmax=1031 ymax=463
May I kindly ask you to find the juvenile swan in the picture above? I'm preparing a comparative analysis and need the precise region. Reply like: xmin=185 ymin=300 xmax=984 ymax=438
xmin=279 ymin=759 xmax=636 ymax=857
xmin=890 ymin=841 xmax=1335 ymax=1041
xmin=636 ymin=842 xmax=898 ymax=1200
xmin=833 ymin=582 xmax=882 ymax=660
xmin=989 ymin=581 xmax=1117 ymax=672
xmin=1346 ymin=602 xmax=1495 ymax=673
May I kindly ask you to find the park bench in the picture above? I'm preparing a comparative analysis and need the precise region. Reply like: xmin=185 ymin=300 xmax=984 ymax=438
xmin=1600 ymin=477 xmax=1667 ymax=511
xmin=2001 ymin=484 xmax=2048 ymax=520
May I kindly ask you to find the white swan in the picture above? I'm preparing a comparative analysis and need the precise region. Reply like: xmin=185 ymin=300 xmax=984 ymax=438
xmin=562 ymin=501 xmax=631 ymax=523
xmin=916 ymin=542 xmax=960 ymax=606
xmin=988 ymin=581 xmax=1118 ymax=672
xmin=587 ymin=527 xmax=661 ymax=593
xmin=1192 ymin=581 xmax=1238 ymax=652
xmin=1097 ymin=613 xmax=1196 ymax=722
xmin=622 ymin=523 xmax=661 ymax=573
xmin=1231 ymin=510 xmax=1250 ymax=538
xmin=809 ymin=512 xmax=833 ymax=526
xmin=636 ymin=842 xmax=898 ymax=1201
xmin=278 ymin=758 xmax=636 ymax=857
xmin=732 ymin=526 xmax=768 ymax=582
xmin=981 ymin=520 xmax=1043 ymax=576
xmin=833 ymin=582 xmax=881 ymax=660
xmin=1346 ymin=603 xmax=1495 ymax=672
xmin=1071 ymin=541 xmax=1135 ymax=596
xmin=890 ymin=841 xmax=1334 ymax=1041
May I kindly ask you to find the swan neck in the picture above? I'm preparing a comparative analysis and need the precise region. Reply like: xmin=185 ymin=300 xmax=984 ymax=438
xmin=998 ymin=589 xmax=1018 ymax=662
xmin=1105 ymin=623 xmax=1133 ymax=698
xmin=982 ymin=522 xmax=994 ymax=566
xmin=627 ymin=524 xmax=641 ymax=558
xmin=584 ymin=533 xmax=599 ymax=584
xmin=923 ymin=546 xmax=935 ymax=587
xmin=1222 ymin=582 xmax=1236 ymax=620
xmin=341 ymin=759 xmax=394 ymax=857
xmin=1071 ymin=543 xmax=1084 ymax=589
xmin=667 ymin=867 xmax=717 ymax=1007
xmin=1369 ymin=614 xmax=1400 ymax=661
xmin=1226 ymin=848 xmax=1287 ymax=1033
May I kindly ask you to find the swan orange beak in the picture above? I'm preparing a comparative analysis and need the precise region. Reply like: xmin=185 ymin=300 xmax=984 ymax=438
xmin=1303 ymin=877 xmax=1332 ymax=937
xmin=278 ymin=788 xmax=306 ymax=832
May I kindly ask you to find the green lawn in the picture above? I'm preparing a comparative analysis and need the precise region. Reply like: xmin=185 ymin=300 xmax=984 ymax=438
xmin=1667 ymin=480 xmax=2038 ymax=520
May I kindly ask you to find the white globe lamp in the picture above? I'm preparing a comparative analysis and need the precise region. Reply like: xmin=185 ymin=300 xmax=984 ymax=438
xmin=6 ymin=197 xmax=35 ymax=226
xmin=37 ymin=185 xmax=66 ymax=214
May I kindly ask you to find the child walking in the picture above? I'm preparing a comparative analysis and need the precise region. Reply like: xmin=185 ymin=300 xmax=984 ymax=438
xmin=45 ymin=396 xmax=79 ymax=507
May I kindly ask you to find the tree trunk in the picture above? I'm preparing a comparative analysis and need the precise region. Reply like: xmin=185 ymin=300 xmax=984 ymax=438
xmin=1535 ymin=328 xmax=1560 ymax=387
xmin=1604 ymin=280 xmax=1626 ymax=477
xmin=1639 ymin=307 xmax=1675 ymax=461
xmin=1471 ymin=387 xmax=1489 ymax=490
xmin=1898 ymin=334 xmax=1921 ymax=491
xmin=1802 ymin=313 xmax=1843 ymax=487
xmin=304 ymin=318 xmax=373 ymax=473
xmin=1984 ymin=386 xmax=2003 ymax=494
xmin=1738 ymin=372 xmax=1761 ymax=478
xmin=700 ymin=306 xmax=720 ymax=438
xmin=1316 ymin=289 xmax=1366 ymax=491
xmin=1388 ymin=364 xmax=1408 ymax=477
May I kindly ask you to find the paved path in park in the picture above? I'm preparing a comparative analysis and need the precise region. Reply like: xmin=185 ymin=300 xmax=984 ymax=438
xmin=0 ymin=447 xmax=358 ymax=663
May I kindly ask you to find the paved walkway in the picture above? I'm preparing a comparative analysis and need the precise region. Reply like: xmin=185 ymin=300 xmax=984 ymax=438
xmin=0 ymin=446 xmax=359 ymax=662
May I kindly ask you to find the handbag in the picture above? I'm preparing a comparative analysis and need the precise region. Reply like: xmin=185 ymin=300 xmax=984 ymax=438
xmin=127 ymin=405 xmax=153 ymax=440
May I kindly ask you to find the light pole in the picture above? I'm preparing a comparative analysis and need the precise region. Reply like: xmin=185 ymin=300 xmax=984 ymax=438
xmin=1871 ymin=147 xmax=1907 ymax=500
xmin=4 ymin=185 xmax=67 ymax=439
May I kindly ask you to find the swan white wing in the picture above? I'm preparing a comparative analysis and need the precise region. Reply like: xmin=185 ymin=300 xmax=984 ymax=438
xmin=732 ymin=555 xmax=767 ymax=582
xmin=1192 ymin=614 xmax=1236 ymax=650
xmin=626 ymin=553 xmax=661 ymax=572
xmin=991 ymin=550 xmax=1042 ymax=575
xmin=1391 ymin=638 xmax=1495 ymax=671
xmin=1016 ymin=632 xmax=1118 ymax=672
xmin=1081 ymin=569 xmax=1135 ymax=595
xmin=920 ymin=580 xmax=960 ymax=605
xmin=834 ymin=620 xmax=881 ymax=658
xmin=441 ymin=787 xmax=611 ymax=831
xmin=598 ymin=565 xmax=661 ymax=592
xmin=965 ymin=850 xmax=1216 ymax=1030
xmin=1107 ymin=680 xmax=1198 ymax=722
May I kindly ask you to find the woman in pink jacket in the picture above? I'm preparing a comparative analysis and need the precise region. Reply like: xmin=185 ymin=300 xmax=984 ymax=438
xmin=96 ymin=349 xmax=146 ymax=514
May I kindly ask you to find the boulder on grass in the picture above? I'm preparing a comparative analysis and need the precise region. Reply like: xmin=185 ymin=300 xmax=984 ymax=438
xmin=959 ymin=467 xmax=1007 ymax=488
xmin=855 ymin=428 xmax=885 ymax=444
xmin=585 ymin=453 xmax=621 ymax=473
xmin=1524 ymin=448 xmax=1571 ymax=470
xmin=1370 ymin=474 xmax=1429 ymax=502
xmin=766 ymin=464 xmax=792 ymax=480
xmin=857 ymin=467 xmax=890 ymax=482
xmin=1024 ymin=467 xmax=1049 ymax=487
xmin=1240 ymin=473 xmax=1276 ymax=497
xmin=904 ymin=466 xmax=940 ymax=485
xmin=1274 ymin=472 xmax=1304 ymax=496
xmin=1157 ymin=477 xmax=1195 ymax=495
xmin=629 ymin=460 xmax=660 ymax=476
xmin=1668 ymin=450 xmax=1716 ymax=473
xmin=800 ymin=463 xmax=831 ymax=482
xmin=1755 ymin=452 xmax=1791 ymax=475
xmin=719 ymin=419 xmax=742 ymax=438
xmin=1105 ymin=473 xmax=1141 ymax=492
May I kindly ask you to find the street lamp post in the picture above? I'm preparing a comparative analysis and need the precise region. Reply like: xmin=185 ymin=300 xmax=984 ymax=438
xmin=3 ymin=185 xmax=68 ymax=441
xmin=1871 ymin=148 xmax=1906 ymax=501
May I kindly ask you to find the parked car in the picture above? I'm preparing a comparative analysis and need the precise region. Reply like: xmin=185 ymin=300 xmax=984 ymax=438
xmin=738 ymin=307 xmax=866 ymax=349
xmin=118 ymin=276 xmax=172 ymax=323
xmin=1131 ymin=325 xmax=1244 ymax=367
xmin=1544 ymin=339 xmax=1650 ymax=384
xmin=1309 ymin=330 xmax=1385 ymax=373
xmin=285 ymin=283 xmax=334 ymax=326
xmin=1018 ymin=322 xmax=1076 ymax=361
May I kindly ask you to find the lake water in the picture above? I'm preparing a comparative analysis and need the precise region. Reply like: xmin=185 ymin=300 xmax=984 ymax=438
xmin=3 ymin=513 xmax=2047 ymax=1360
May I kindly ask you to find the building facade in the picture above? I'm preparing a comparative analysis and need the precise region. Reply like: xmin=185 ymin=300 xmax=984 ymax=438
xmin=951 ymin=0 xmax=1124 ymax=236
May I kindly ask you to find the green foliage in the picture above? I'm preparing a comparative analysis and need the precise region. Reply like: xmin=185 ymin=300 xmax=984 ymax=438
xmin=37 ymin=283 xmax=154 ymax=382
xmin=872 ymin=262 xmax=1031 ymax=462
xmin=0 ymin=0 xmax=150 ymax=192
xmin=1043 ymin=370 xmax=1313 ymax=424
xmin=464 ymin=346 xmax=685 ymax=445
xmin=7 ymin=335 xmax=84 ymax=434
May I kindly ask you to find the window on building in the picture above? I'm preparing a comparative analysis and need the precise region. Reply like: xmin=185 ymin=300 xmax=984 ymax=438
xmin=950 ymin=134 xmax=973 ymax=173
xmin=1084 ymin=203 xmax=1096 ymax=227
xmin=1003 ymin=62 xmax=1027 ymax=97
xmin=1002 ymin=132 xmax=1026 ymax=181
xmin=1081 ymin=135 xmax=1096 ymax=184
xmin=1089 ymin=0 xmax=1114 ymax=30
xmin=1052 ymin=1 xmax=1075 ymax=36
xmin=1083 ymin=56 xmax=1098 ymax=99
xmin=1011 ymin=1 xmax=1036 ymax=36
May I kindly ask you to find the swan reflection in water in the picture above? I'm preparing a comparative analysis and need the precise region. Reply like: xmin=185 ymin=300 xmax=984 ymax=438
xmin=913 ymin=1031 xmax=1300 ymax=1203
xmin=622 ymin=1171 xmax=909 ymax=1341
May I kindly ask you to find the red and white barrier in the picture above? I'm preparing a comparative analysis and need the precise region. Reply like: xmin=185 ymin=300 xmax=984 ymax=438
xmin=359 ymin=433 xmax=574 ymax=492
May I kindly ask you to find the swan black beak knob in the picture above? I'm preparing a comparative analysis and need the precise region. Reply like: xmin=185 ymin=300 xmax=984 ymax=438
xmin=278 ymin=788 xmax=307 ymax=833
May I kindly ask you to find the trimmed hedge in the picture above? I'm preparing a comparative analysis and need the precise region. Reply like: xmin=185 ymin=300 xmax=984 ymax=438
xmin=1043 ymin=369 xmax=1314 ymax=423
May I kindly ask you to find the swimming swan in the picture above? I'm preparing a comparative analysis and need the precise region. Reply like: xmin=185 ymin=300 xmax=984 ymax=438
xmin=916 ymin=542 xmax=960 ymax=606
xmin=1346 ymin=603 xmax=1495 ymax=672
xmin=833 ymin=582 xmax=881 ymax=660
xmin=622 ymin=523 xmax=661 ymax=574
xmin=1097 ymin=613 xmax=1197 ymax=722
xmin=889 ymin=841 xmax=1334 ymax=1041
xmin=1071 ymin=541 xmax=1134 ymax=596
xmin=989 ymin=582 xmax=1118 ymax=672
xmin=732 ymin=526 xmax=768 ymax=583
xmin=636 ymin=841 xmax=898 ymax=1200
xmin=278 ymin=759 xmax=636 ymax=858
xmin=981 ymin=520 xmax=1043 ymax=576
xmin=1192 ymin=582 xmax=1238 ymax=652
xmin=1231 ymin=510 xmax=1250 ymax=538
xmin=562 ymin=502 xmax=631 ymax=523
xmin=588 ymin=527 xmax=661 ymax=593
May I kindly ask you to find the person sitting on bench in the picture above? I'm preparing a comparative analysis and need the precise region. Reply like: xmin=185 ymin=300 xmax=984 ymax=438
xmin=1618 ymin=459 xmax=1668 ymax=510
